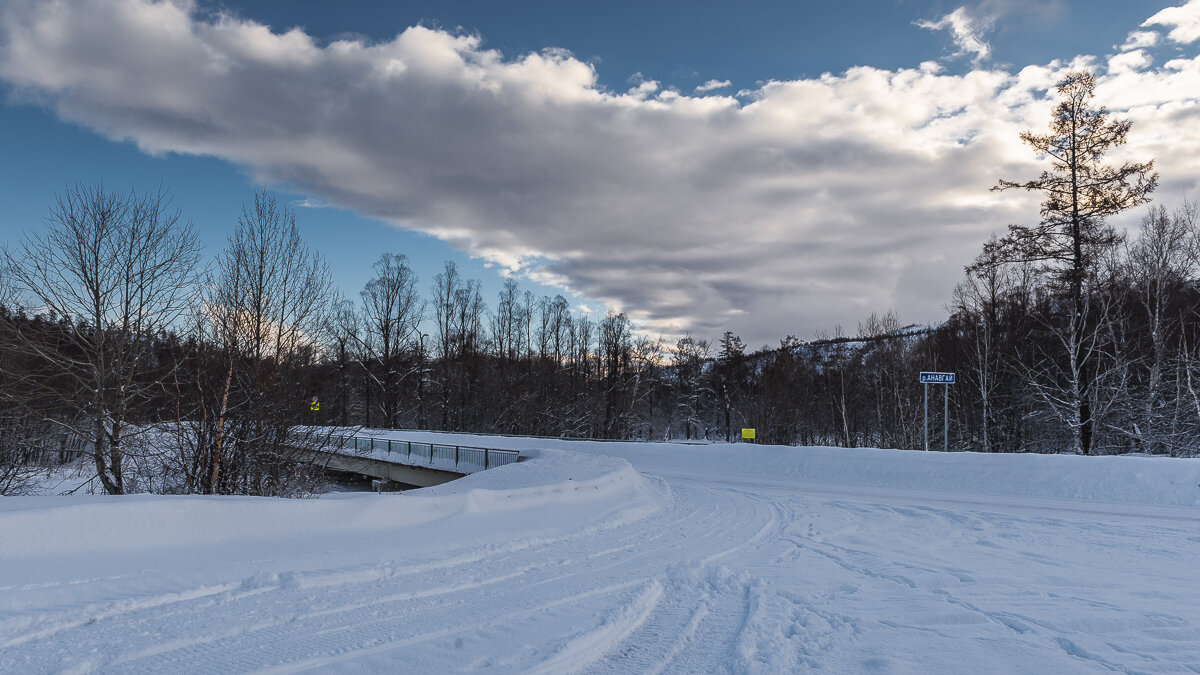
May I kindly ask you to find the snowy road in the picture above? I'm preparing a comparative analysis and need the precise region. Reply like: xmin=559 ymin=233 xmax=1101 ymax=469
xmin=3 ymin=436 xmax=1200 ymax=673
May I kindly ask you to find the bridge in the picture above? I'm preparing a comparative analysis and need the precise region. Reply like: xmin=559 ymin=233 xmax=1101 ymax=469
xmin=301 ymin=434 xmax=522 ymax=489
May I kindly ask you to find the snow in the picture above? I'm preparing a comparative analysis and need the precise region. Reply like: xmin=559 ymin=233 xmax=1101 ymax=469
xmin=362 ymin=429 xmax=1200 ymax=507
xmin=16 ymin=459 xmax=99 ymax=496
xmin=3 ymin=434 xmax=1200 ymax=673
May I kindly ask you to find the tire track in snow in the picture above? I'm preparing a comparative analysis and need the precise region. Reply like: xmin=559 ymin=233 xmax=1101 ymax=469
xmin=109 ymin=579 xmax=648 ymax=674
xmin=526 ymin=580 xmax=665 ymax=675
xmin=15 ymin=478 xmax=783 ymax=674
xmin=2 ymin=481 xmax=671 ymax=670
xmin=13 ymin=461 xmax=1197 ymax=672
xmin=0 ymin=581 xmax=245 ymax=650
xmin=768 ymin=487 xmax=1200 ymax=672
xmin=578 ymin=564 xmax=761 ymax=675
xmin=263 ymin=482 xmax=765 ymax=670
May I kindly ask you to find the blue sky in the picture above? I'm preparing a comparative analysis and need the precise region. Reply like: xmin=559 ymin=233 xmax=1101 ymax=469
xmin=1 ymin=0 xmax=1197 ymax=346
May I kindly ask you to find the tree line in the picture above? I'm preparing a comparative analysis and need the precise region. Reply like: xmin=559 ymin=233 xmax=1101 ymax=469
xmin=0 ymin=70 xmax=1194 ymax=496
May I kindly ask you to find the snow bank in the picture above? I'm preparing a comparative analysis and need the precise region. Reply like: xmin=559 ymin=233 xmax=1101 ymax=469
xmin=621 ymin=444 xmax=1200 ymax=507
xmin=420 ymin=447 xmax=661 ymax=513
xmin=0 ymin=448 xmax=665 ymax=566
xmin=361 ymin=430 xmax=1200 ymax=508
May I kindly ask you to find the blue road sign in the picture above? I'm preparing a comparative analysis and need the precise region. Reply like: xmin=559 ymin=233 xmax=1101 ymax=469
xmin=919 ymin=372 xmax=955 ymax=384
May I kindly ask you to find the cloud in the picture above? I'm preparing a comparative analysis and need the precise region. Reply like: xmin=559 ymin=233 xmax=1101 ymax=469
xmin=695 ymin=79 xmax=731 ymax=93
xmin=1120 ymin=30 xmax=1160 ymax=51
xmin=1107 ymin=49 xmax=1153 ymax=74
xmin=1 ymin=0 xmax=1199 ymax=345
xmin=1144 ymin=0 xmax=1200 ymax=44
xmin=916 ymin=7 xmax=993 ymax=64
xmin=291 ymin=197 xmax=330 ymax=208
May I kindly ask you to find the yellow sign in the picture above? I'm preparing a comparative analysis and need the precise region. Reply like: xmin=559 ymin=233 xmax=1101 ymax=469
xmin=741 ymin=428 xmax=755 ymax=440
xmin=310 ymin=399 xmax=320 ymax=412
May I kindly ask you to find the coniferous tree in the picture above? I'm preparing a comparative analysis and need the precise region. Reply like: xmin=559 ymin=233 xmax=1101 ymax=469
xmin=981 ymin=70 xmax=1157 ymax=454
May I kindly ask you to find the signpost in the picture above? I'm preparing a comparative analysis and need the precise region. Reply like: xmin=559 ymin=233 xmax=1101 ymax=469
xmin=918 ymin=372 xmax=954 ymax=451
xmin=741 ymin=428 xmax=755 ymax=442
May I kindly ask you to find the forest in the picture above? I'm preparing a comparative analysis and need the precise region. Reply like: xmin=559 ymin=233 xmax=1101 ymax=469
xmin=2 ymin=70 xmax=1196 ymax=497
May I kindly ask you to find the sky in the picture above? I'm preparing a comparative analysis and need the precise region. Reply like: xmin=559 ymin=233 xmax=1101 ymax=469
xmin=1 ymin=0 xmax=1199 ymax=348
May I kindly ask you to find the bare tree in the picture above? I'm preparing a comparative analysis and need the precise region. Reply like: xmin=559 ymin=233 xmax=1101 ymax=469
xmin=0 ymin=268 xmax=40 ymax=494
xmin=360 ymin=253 xmax=422 ymax=428
xmin=324 ymin=295 xmax=365 ymax=428
xmin=954 ymin=245 xmax=1018 ymax=453
xmin=1124 ymin=202 xmax=1198 ymax=454
xmin=856 ymin=311 xmax=916 ymax=449
xmin=192 ymin=192 xmax=332 ymax=495
xmin=0 ymin=260 xmax=19 ymax=311
xmin=673 ymin=335 xmax=710 ymax=440
xmin=4 ymin=184 xmax=200 ymax=494
xmin=431 ymin=261 xmax=462 ymax=429
xmin=492 ymin=278 xmax=522 ymax=362
xmin=628 ymin=334 xmax=665 ymax=440
xmin=427 ymin=261 xmax=487 ymax=429
xmin=452 ymin=278 xmax=486 ymax=428
xmin=599 ymin=309 xmax=633 ymax=438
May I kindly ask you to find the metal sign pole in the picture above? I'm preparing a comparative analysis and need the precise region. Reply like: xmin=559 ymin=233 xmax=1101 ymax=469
xmin=923 ymin=382 xmax=929 ymax=451
xmin=943 ymin=384 xmax=949 ymax=452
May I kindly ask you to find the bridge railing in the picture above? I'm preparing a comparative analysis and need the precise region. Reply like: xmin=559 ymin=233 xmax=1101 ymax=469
xmin=337 ymin=435 xmax=521 ymax=473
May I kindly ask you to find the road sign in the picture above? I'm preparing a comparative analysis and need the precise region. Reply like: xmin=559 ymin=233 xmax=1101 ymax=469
xmin=741 ymin=428 xmax=755 ymax=440
xmin=919 ymin=373 xmax=954 ymax=451
xmin=920 ymin=372 xmax=955 ymax=384
xmin=310 ymin=399 xmax=320 ymax=412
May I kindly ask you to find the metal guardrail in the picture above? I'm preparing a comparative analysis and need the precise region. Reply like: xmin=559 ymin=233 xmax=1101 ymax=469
xmin=337 ymin=435 xmax=521 ymax=473
xmin=382 ymin=427 xmax=674 ymax=444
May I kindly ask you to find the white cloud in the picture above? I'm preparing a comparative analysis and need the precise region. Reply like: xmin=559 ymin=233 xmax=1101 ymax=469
xmin=1 ymin=0 xmax=1198 ymax=344
xmin=1107 ymin=49 xmax=1153 ymax=74
xmin=695 ymin=79 xmax=731 ymax=93
xmin=1144 ymin=0 xmax=1200 ymax=44
xmin=1120 ymin=30 xmax=1160 ymax=51
xmin=627 ymin=79 xmax=659 ymax=99
xmin=916 ymin=7 xmax=992 ymax=64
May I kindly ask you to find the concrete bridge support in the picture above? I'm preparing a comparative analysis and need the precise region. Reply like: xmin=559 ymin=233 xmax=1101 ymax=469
xmin=298 ymin=449 xmax=464 ymax=488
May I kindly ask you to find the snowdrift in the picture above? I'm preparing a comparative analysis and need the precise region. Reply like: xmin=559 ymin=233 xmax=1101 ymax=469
xmin=0 ymin=448 xmax=665 ymax=578
xmin=607 ymin=443 xmax=1200 ymax=507
xmin=359 ymin=430 xmax=1200 ymax=508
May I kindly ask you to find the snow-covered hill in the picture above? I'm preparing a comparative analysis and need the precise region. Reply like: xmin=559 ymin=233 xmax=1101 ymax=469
xmin=3 ymin=436 xmax=1199 ymax=673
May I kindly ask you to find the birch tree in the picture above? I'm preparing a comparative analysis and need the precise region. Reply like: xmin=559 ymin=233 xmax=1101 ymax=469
xmin=1126 ymin=203 xmax=1197 ymax=454
xmin=4 ymin=184 xmax=200 ymax=494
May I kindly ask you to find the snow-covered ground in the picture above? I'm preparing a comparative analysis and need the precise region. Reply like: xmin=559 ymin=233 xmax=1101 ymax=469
xmin=3 ymin=434 xmax=1200 ymax=673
